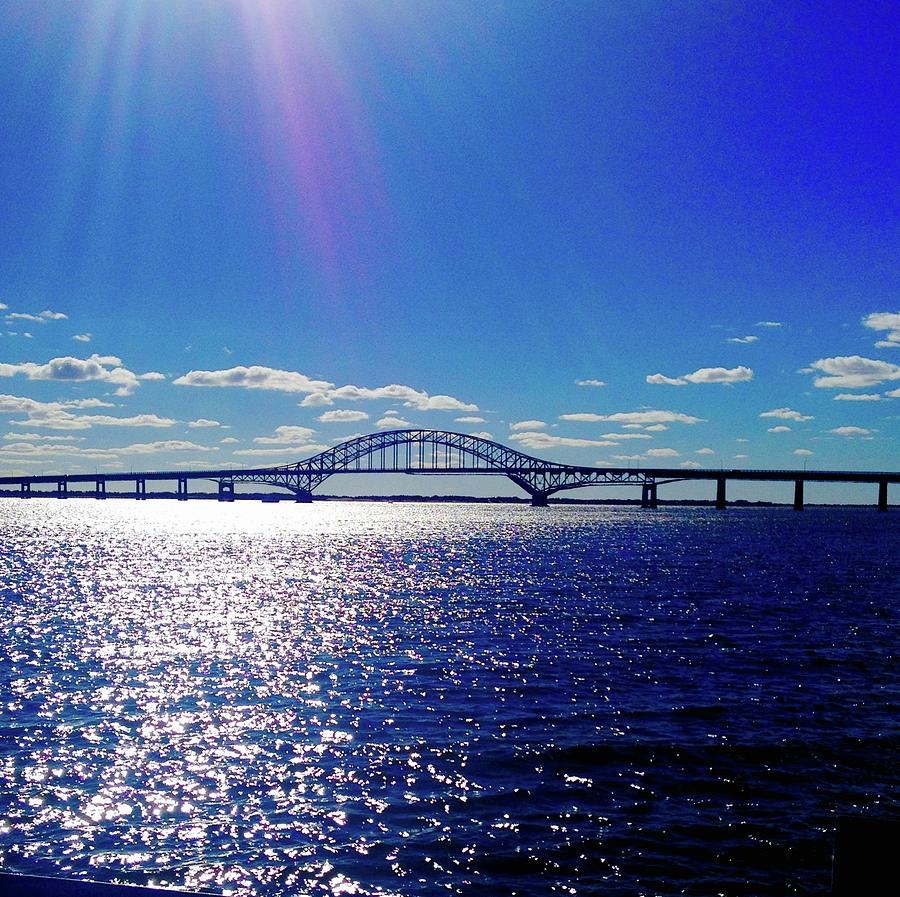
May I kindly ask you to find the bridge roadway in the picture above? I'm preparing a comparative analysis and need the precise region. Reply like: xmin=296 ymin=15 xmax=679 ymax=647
xmin=0 ymin=429 xmax=895 ymax=510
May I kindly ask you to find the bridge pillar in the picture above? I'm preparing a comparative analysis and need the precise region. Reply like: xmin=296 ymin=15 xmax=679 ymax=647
xmin=20 ymin=481 xmax=30 ymax=499
xmin=294 ymin=490 xmax=313 ymax=503
xmin=56 ymin=479 xmax=67 ymax=499
xmin=715 ymin=477 xmax=727 ymax=510
xmin=878 ymin=479 xmax=888 ymax=513
xmin=649 ymin=483 xmax=658 ymax=509
xmin=95 ymin=479 xmax=106 ymax=499
xmin=218 ymin=480 xmax=235 ymax=502
xmin=530 ymin=492 xmax=549 ymax=507
xmin=135 ymin=478 xmax=146 ymax=500
xmin=641 ymin=483 xmax=650 ymax=509
xmin=793 ymin=479 xmax=804 ymax=511
xmin=177 ymin=477 xmax=188 ymax=501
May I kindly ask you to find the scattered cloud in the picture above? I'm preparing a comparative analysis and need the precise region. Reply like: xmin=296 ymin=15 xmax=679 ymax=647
xmin=0 ymin=394 xmax=176 ymax=430
xmin=767 ymin=426 xmax=791 ymax=433
xmin=807 ymin=355 xmax=900 ymax=389
xmin=174 ymin=365 xmax=333 ymax=394
xmin=726 ymin=335 xmax=758 ymax=344
xmin=793 ymin=448 xmax=814 ymax=456
xmin=645 ymin=447 xmax=679 ymax=457
xmin=232 ymin=445 xmax=329 ymax=458
xmin=5 ymin=309 xmax=68 ymax=324
xmin=376 ymin=415 xmax=412 ymax=429
xmin=695 ymin=447 xmax=715 ymax=455
xmin=862 ymin=311 xmax=900 ymax=348
xmin=599 ymin=432 xmax=651 ymax=440
xmin=575 ymin=379 xmax=606 ymax=387
xmin=188 ymin=418 xmax=221 ymax=428
xmin=834 ymin=393 xmax=881 ymax=401
xmin=646 ymin=373 xmax=688 ymax=386
xmin=317 ymin=409 xmax=370 ymax=423
xmin=510 ymin=419 xmax=547 ymax=430
xmin=455 ymin=416 xmax=485 ymax=423
xmin=0 ymin=354 xmax=154 ymax=396
xmin=253 ymin=425 xmax=317 ymax=445
xmin=760 ymin=407 xmax=813 ymax=421
xmin=510 ymin=432 xmax=616 ymax=451
xmin=116 ymin=440 xmax=215 ymax=454
xmin=73 ymin=333 xmax=92 ymax=343
xmin=680 ymin=460 xmax=702 ymax=468
xmin=734 ymin=454 xmax=749 ymax=459
xmin=220 ymin=436 xmax=239 ymax=444
xmin=756 ymin=321 xmax=782 ymax=327
xmin=3 ymin=432 xmax=81 ymax=442
xmin=611 ymin=454 xmax=643 ymax=461
xmin=562 ymin=410 xmax=703 ymax=425
xmin=828 ymin=426 xmax=873 ymax=437
xmin=299 ymin=382 xmax=478 ymax=412
xmin=647 ymin=365 xmax=752 ymax=385
xmin=468 ymin=431 xmax=494 ymax=440
xmin=645 ymin=424 xmax=668 ymax=432
xmin=887 ymin=388 xmax=900 ymax=398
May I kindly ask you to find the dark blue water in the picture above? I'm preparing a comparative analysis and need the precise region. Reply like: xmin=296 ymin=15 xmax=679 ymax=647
xmin=0 ymin=501 xmax=897 ymax=895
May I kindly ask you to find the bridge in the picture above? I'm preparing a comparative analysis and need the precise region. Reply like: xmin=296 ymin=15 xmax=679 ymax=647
xmin=0 ymin=428 xmax=896 ymax=510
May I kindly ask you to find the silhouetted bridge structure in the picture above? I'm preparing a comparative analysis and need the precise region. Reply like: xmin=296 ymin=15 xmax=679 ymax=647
xmin=0 ymin=429 xmax=896 ymax=510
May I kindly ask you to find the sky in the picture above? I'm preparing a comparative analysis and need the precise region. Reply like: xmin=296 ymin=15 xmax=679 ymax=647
xmin=0 ymin=0 xmax=897 ymax=502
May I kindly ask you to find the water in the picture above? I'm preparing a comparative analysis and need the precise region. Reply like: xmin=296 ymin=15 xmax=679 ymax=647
xmin=0 ymin=500 xmax=897 ymax=896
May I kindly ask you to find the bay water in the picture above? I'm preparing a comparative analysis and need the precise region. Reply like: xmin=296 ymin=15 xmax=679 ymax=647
xmin=0 ymin=500 xmax=897 ymax=895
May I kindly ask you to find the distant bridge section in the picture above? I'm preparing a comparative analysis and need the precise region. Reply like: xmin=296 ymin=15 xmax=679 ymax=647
xmin=0 ymin=428 xmax=896 ymax=510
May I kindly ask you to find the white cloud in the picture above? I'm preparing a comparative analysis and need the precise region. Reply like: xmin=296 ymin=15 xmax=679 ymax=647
xmin=834 ymin=393 xmax=880 ymax=401
xmin=760 ymin=407 xmax=813 ymax=421
xmin=726 ymin=335 xmax=758 ymax=344
xmin=510 ymin=419 xmax=547 ymax=430
xmin=756 ymin=321 xmax=782 ymax=327
xmin=599 ymin=432 xmax=652 ymax=440
xmin=680 ymin=460 xmax=702 ymax=468
xmin=317 ymin=409 xmax=370 ymax=423
xmin=174 ymin=365 xmax=334 ymax=394
xmin=115 ymin=440 xmax=215 ymax=454
xmin=646 ymin=373 xmax=688 ymax=385
xmin=254 ymin=425 xmax=317 ymax=445
xmin=808 ymin=355 xmax=900 ymax=389
xmin=647 ymin=366 xmax=752 ymax=385
xmin=3 ymin=432 xmax=81 ymax=442
xmin=695 ymin=447 xmax=715 ymax=455
xmin=0 ymin=354 xmax=151 ymax=395
xmin=587 ymin=410 xmax=703 ymax=425
xmin=793 ymin=448 xmax=814 ymax=456
xmin=73 ymin=333 xmax=92 ymax=343
xmin=646 ymin=448 xmax=679 ymax=457
xmin=139 ymin=371 xmax=166 ymax=382
xmin=377 ymin=415 xmax=412 ymax=429
xmin=645 ymin=424 xmax=668 ymax=431
xmin=734 ymin=454 xmax=749 ymax=459
xmin=611 ymin=454 xmax=643 ymax=461
xmin=5 ymin=310 xmax=68 ymax=324
xmin=767 ymin=426 xmax=791 ymax=433
xmin=455 ymin=416 xmax=485 ymax=423
xmin=0 ymin=394 xmax=176 ymax=430
xmin=887 ymin=388 xmax=900 ymax=398
xmin=220 ymin=436 xmax=239 ymax=444
xmin=468 ymin=431 xmax=494 ymax=440
xmin=575 ymin=379 xmax=606 ymax=387
xmin=828 ymin=426 xmax=873 ymax=437
xmin=510 ymin=432 xmax=616 ymax=451
xmin=188 ymin=418 xmax=221 ymax=428
xmin=862 ymin=311 xmax=900 ymax=348
xmin=300 ymin=382 xmax=479 ymax=412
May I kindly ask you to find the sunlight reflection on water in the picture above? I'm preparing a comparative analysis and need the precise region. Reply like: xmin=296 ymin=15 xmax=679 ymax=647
xmin=0 ymin=500 xmax=897 ymax=895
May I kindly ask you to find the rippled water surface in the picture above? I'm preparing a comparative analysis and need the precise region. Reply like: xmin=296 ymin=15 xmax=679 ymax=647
xmin=0 ymin=500 xmax=897 ymax=895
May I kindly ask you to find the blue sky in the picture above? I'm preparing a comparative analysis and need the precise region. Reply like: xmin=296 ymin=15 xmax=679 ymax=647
xmin=0 ymin=1 xmax=897 ymax=500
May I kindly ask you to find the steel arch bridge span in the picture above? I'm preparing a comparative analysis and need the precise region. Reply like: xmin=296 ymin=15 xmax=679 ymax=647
xmin=229 ymin=429 xmax=648 ymax=504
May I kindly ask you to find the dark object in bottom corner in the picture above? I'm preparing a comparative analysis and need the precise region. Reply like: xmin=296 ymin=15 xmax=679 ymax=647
xmin=832 ymin=816 xmax=900 ymax=895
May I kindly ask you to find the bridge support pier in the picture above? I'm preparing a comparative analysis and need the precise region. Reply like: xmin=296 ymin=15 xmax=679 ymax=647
xmin=793 ymin=479 xmax=804 ymax=511
xmin=294 ymin=490 xmax=313 ymax=503
xmin=715 ymin=477 xmax=727 ymax=510
xmin=177 ymin=477 xmax=188 ymax=501
xmin=641 ymin=483 xmax=658 ymax=509
xmin=135 ymin=478 xmax=146 ymax=500
xmin=218 ymin=480 xmax=235 ymax=502
xmin=56 ymin=479 xmax=67 ymax=499
xmin=20 ymin=481 xmax=30 ymax=499
xmin=530 ymin=492 xmax=549 ymax=507
xmin=95 ymin=479 xmax=106 ymax=499
xmin=878 ymin=479 xmax=888 ymax=512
